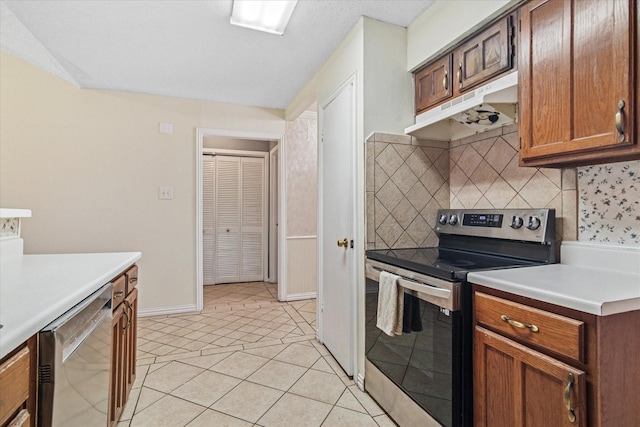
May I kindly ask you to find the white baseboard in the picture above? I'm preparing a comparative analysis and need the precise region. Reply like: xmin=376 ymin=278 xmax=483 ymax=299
xmin=138 ymin=304 xmax=198 ymax=317
xmin=286 ymin=291 xmax=317 ymax=301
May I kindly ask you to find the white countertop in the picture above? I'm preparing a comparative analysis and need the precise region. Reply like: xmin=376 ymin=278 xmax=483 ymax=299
xmin=468 ymin=242 xmax=640 ymax=316
xmin=0 ymin=252 xmax=141 ymax=358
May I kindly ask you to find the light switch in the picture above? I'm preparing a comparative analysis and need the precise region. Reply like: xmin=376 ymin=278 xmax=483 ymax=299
xmin=158 ymin=186 xmax=174 ymax=200
xmin=159 ymin=122 xmax=173 ymax=134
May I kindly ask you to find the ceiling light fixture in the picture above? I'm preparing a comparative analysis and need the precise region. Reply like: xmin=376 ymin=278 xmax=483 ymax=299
xmin=230 ymin=0 xmax=298 ymax=35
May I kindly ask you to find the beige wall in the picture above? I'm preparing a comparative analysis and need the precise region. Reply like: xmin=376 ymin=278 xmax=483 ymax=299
xmin=0 ymin=51 xmax=285 ymax=313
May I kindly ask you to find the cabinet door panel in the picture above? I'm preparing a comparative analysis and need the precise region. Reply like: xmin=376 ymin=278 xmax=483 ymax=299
xmin=475 ymin=326 xmax=587 ymax=427
xmin=415 ymin=54 xmax=452 ymax=113
xmin=456 ymin=15 xmax=513 ymax=91
xmin=519 ymin=0 xmax=637 ymax=166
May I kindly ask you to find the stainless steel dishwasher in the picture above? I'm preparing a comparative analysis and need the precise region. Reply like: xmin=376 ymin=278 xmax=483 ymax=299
xmin=38 ymin=283 xmax=112 ymax=427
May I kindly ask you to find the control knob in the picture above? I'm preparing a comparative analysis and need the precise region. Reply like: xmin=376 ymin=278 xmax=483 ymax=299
xmin=510 ymin=215 xmax=524 ymax=229
xmin=448 ymin=214 xmax=458 ymax=225
xmin=438 ymin=213 xmax=448 ymax=225
xmin=527 ymin=215 xmax=541 ymax=230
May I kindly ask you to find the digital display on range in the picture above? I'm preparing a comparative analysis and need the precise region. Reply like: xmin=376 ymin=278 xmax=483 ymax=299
xmin=463 ymin=213 xmax=503 ymax=227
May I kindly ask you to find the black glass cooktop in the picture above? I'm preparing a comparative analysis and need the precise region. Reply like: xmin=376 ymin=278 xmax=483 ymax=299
xmin=366 ymin=247 xmax=541 ymax=281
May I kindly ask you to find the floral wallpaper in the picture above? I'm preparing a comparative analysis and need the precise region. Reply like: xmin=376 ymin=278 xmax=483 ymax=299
xmin=285 ymin=112 xmax=318 ymax=237
xmin=578 ymin=160 xmax=640 ymax=245
xmin=0 ymin=218 xmax=20 ymax=238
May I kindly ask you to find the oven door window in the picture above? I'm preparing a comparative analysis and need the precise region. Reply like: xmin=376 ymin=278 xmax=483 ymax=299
xmin=366 ymin=278 xmax=461 ymax=427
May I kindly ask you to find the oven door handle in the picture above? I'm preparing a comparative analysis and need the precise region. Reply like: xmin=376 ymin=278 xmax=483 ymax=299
xmin=365 ymin=264 xmax=451 ymax=300
xmin=398 ymin=277 xmax=451 ymax=299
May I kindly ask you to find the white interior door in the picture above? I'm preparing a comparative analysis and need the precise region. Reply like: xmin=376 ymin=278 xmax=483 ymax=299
xmin=202 ymin=155 xmax=216 ymax=284
xmin=319 ymin=80 xmax=355 ymax=376
xmin=240 ymin=157 xmax=265 ymax=281
xmin=216 ymin=157 xmax=241 ymax=283
xmin=214 ymin=155 xmax=266 ymax=284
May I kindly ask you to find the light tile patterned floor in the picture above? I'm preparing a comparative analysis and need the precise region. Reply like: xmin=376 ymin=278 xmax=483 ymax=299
xmin=119 ymin=282 xmax=393 ymax=427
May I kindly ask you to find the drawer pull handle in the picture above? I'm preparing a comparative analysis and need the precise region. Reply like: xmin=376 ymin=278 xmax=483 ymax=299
xmin=615 ymin=100 xmax=625 ymax=142
xmin=114 ymin=290 xmax=124 ymax=298
xmin=129 ymin=277 xmax=138 ymax=284
xmin=500 ymin=315 xmax=539 ymax=332
xmin=564 ymin=373 xmax=577 ymax=423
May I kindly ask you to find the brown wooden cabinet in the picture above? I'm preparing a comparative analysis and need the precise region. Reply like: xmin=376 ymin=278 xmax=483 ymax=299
xmin=413 ymin=12 xmax=516 ymax=115
xmin=473 ymin=285 xmax=640 ymax=427
xmin=454 ymin=14 xmax=515 ymax=93
xmin=415 ymin=54 xmax=453 ymax=113
xmin=519 ymin=0 xmax=639 ymax=167
xmin=0 ymin=337 xmax=37 ymax=427
xmin=109 ymin=266 xmax=138 ymax=427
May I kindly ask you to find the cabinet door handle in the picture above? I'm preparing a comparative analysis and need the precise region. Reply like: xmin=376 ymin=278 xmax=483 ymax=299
xmin=500 ymin=315 xmax=539 ymax=332
xmin=443 ymin=70 xmax=448 ymax=92
xmin=564 ymin=373 xmax=577 ymax=423
xmin=457 ymin=62 xmax=463 ymax=89
xmin=615 ymin=100 xmax=625 ymax=142
xmin=122 ymin=305 xmax=130 ymax=333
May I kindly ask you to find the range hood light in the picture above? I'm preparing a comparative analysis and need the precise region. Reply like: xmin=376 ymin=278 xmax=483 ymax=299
xmin=230 ymin=0 xmax=298 ymax=35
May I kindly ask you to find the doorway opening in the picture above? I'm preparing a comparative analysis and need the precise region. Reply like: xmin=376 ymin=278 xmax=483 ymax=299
xmin=196 ymin=129 xmax=284 ymax=311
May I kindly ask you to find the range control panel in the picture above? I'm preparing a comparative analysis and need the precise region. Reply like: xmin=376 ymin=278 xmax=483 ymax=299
xmin=435 ymin=209 xmax=555 ymax=244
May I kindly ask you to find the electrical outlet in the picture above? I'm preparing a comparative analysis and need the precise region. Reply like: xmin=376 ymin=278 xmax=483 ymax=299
xmin=158 ymin=186 xmax=173 ymax=200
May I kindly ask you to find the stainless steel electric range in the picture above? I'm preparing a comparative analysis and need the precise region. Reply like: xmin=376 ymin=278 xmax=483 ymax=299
xmin=365 ymin=208 xmax=557 ymax=427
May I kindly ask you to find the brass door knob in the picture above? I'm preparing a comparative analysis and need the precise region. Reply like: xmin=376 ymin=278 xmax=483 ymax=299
xmin=337 ymin=238 xmax=349 ymax=248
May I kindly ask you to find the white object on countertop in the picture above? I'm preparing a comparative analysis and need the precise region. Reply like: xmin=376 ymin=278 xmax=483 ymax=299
xmin=0 ymin=251 xmax=141 ymax=359
xmin=0 ymin=208 xmax=32 ymax=218
xmin=376 ymin=271 xmax=404 ymax=336
xmin=467 ymin=241 xmax=640 ymax=316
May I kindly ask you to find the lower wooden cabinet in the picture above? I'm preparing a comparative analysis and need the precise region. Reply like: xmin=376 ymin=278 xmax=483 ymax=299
xmin=0 ymin=337 xmax=37 ymax=427
xmin=473 ymin=285 xmax=640 ymax=427
xmin=474 ymin=326 xmax=586 ymax=427
xmin=109 ymin=267 xmax=138 ymax=427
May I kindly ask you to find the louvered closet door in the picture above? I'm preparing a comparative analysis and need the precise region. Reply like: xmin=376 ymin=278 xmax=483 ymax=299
xmin=202 ymin=156 xmax=216 ymax=284
xmin=215 ymin=157 xmax=241 ymax=283
xmin=240 ymin=158 xmax=265 ymax=281
xmin=213 ymin=156 xmax=265 ymax=284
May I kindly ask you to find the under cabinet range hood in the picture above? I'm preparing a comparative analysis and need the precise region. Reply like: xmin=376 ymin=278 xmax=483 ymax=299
xmin=405 ymin=71 xmax=518 ymax=141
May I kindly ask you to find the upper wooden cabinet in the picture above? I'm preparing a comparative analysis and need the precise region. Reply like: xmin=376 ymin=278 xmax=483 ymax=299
xmin=519 ymin=0 xmax=639 ymax=167
xmin=455 ymin=14 xmax=515 ymax=92
xmin=415 ymin=54 xmax=453 ymax=112
xmin=413 ymin=12 xmax=516 ymax=115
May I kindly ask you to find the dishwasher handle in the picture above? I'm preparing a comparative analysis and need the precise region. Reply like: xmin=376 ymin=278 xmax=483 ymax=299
xmin=61 ymin=305 xmax=111 ymax=362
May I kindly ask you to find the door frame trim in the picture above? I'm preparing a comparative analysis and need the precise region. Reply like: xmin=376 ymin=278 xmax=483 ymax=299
xmin=196 ymin=128 xmax=285 ymax=311
xmin=317 ymin=73 xmax=358 ymax=375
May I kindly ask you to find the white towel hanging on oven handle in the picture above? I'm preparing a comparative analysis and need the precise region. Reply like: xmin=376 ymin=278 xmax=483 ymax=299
xmin=376 ymin=271 xmax=404 ymax=336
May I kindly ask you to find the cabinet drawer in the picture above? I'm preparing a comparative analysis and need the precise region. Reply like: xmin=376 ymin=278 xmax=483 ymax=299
xmin=475 ymin=292 xmax=584 ymax=363
xmin=125 ymin=265 xmax=138 ymax=294
xmin=7 ymin=409 xmax=30 ymax=427
xmin=112 ymin=274 xmax=126 ymax=310
xmin=0 ymin=346 xmax=30 ymax=425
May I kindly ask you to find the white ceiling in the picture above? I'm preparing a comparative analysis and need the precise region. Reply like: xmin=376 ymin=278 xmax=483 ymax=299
xmin=1 ymin=0 xmax=434 ymax=110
